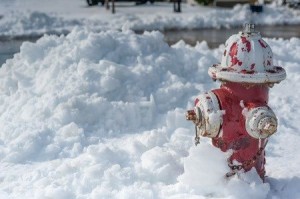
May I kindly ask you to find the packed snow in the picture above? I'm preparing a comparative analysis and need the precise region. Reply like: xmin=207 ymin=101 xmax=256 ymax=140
xmin=0 ymin=0 xmax=300 ymax=36
xmin=0 ymin=28 xmax=299 ymax=198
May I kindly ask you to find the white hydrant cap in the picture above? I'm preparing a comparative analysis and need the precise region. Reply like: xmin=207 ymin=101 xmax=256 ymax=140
xmin=208 ymin=24 xmax=286 ymax=84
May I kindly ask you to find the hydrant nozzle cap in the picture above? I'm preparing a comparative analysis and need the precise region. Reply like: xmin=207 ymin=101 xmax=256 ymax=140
xmin=258 ymin=117 xmax=277 ymax=136
xmin=245 ymin=106 xmax=278 ymax=139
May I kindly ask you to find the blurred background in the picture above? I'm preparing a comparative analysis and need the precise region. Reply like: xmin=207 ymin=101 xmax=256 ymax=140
xmin=0 ymin=0 xmax=299 ymax=66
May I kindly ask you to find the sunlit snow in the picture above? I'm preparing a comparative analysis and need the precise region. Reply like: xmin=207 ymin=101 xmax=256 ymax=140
xmin=0 ymin=28 xmax=299 ymax=198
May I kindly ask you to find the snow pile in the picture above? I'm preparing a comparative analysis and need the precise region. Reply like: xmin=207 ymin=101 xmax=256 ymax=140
xmin=0 ymin=0 xmax=300 ymax=36
xmin=179 ymin=145 xmax=269 ymax=199
xmin=0 ymin=29 xmax=300 ymax=198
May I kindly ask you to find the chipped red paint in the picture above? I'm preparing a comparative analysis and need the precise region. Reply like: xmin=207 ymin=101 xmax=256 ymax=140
xmin=233 ymin=58 xmax=243 ymax=66
xmin=229 ymin=42 xmax=243 ymax=66
xmin=241 ymin=36 xmax=251 ymax=52
xmin=258 ymin=39 xmax=267 ymax=48
xmin=229 ymin=42 xmax=238 ymax=57
xmin=251 ymin=63 xmax=255 ymax=70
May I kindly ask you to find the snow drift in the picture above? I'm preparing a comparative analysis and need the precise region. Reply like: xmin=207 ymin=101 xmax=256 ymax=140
xmin=0 ymin=29 xmax=299 ymax=198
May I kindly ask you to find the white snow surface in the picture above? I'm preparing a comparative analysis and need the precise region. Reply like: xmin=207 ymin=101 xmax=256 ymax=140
xmin=0 ymin=0 xmax=300 ymax=36
xmin=0 ymin=28 xmax=299 ymax=198
xmin=1 ymin=0 xmax=300 ymax=198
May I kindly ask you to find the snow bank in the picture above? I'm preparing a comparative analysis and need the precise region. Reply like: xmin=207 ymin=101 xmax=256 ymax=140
xmin=0 ymin=28 xmax=299 ymax=198
xmin=0 ymin=0 xmax=300 ymax=36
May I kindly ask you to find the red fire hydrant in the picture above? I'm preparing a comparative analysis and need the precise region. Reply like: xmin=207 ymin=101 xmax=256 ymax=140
xmin=186 ymin=24 xmax=286 ymax=180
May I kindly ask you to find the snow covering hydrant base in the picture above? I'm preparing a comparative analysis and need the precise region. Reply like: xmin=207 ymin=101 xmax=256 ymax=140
xmin=186 ymin=24 xmax=286 ymax=180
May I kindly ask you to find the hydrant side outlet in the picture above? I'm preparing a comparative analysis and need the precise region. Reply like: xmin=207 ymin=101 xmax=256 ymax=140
xmin=194 ymin=91 xmax=223 ymax=138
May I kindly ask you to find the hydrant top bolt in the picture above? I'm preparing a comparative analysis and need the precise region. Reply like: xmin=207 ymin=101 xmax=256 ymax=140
xmin=243 ymin=23 xmax=256 ymax=34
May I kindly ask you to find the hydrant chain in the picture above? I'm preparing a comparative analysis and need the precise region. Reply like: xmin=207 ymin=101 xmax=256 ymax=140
xmin=195 ymin=125 xmax=200 ymax=146
xmin=226 ymin=140 xmax=268 ymax=178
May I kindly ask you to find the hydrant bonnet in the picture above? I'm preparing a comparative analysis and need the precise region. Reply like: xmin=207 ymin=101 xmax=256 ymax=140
xmin=208 ymin=25 xmax=286 ymax=84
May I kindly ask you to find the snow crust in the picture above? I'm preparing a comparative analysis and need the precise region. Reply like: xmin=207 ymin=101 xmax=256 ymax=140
xmin=0 ymin=28 xmax=299 ymax=198
xmin=0 ymin=0 xmax=300 ymax=36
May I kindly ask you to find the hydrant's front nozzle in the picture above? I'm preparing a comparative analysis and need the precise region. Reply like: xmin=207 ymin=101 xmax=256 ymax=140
xmin=186 ymin=108 xmax=202 ymax=127
xmin=186 ymin=110 xmax=196 ymax=121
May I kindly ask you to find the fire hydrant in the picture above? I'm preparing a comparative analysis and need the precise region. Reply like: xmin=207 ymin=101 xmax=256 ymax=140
xmin=186 ymin=24 xmax=286 ymax=180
